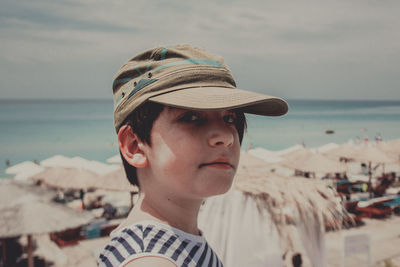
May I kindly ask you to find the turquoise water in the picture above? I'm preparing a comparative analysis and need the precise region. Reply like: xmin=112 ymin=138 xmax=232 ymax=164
xmin=1 ymin=99 xmax=400 ymax=176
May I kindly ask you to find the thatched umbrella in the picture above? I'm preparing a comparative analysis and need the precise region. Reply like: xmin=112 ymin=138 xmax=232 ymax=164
xmin=325 ymin=144 xmax=358 ymax=161
xmin=0 ymin=181 xmax=94 ymax=267
xmin=40 ymin=155 xmax=119 ymax=175
xmin=328 ymin=144 xmax=397 ymax=197
xmin=316 ymin=142 xmax=339 ymax=153
xmin=31 ymin=167 xmax=99 ymax=190
xmin=248 ymin=147 xmax=284 ymax=163
xmin=6 ymin=161 xmax=44 ymax=181
xmin=31 ymin=166 xmax=138 ymax=209
xmin=106 ymin=154 xmax=122 ymax=164
xmin=199 ymin=152 xmax=346 ymax=267
xmin=32 ymin=166 xmax=136 ymax=192
xmin=377 ymin=139 xmax=400 ymax=161
xmin=281 ymin=150 xmax=348 ymax=175
xmin=276 ymin=144 xmax=304 ymax=156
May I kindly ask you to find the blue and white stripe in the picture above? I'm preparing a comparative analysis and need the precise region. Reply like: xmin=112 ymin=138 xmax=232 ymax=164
xmin=98 ymin=221 xmax=223 ymax=267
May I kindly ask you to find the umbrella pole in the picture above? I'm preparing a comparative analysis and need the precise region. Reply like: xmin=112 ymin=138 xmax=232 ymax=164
xmin=368 ymin=162 xmax=373 ymax=198
xmin=80 ymin=190 xmax=85 ymax=210
xmin=1 ymin=239 xmax=6 ymax=267
xmin=27 ymin=235 xmax=34 ymax=267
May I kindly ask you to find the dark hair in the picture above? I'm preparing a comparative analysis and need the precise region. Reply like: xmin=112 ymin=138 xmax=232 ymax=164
xmin=120 ymin=101 xmax=247 ymax=187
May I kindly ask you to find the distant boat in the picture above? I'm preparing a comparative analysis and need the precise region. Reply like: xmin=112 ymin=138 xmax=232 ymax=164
xmin=325 ymin=130 xmax=335 ymax=134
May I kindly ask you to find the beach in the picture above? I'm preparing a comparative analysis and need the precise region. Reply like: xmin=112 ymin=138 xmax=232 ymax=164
xmin=25 ymin=203 xmax=400 ymax=267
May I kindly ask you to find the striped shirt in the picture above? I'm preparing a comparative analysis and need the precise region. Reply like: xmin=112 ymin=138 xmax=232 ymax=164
xmin=98 ymin=220 xmax=224 ymax=267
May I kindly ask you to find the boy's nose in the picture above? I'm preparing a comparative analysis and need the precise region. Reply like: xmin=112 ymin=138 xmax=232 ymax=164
xmin=208 ymin=125 xmax=234 ymax=147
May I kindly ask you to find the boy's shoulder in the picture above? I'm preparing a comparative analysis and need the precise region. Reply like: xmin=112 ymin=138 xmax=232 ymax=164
xmin=97 ymin=220 xmax=223 ymax=267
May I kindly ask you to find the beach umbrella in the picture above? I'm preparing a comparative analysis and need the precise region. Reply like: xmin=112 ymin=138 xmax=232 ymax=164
xmin=106 ymin=154 xmax=122 ymax=164
xmin=32 ymin=166 xmax=136 ymax=192
xmin=328 ymin=144 xmax=396 ymax=164
xmin=248 ymin=147 xmax=284 ymax=163
xmin=330 ymin=145 xmax=397 ymax=197
xmin=40 ymin=155 xmax=72 ymax=168
xmin=40 ymin=155 xmax=119 ymax=175
xmin=275 ymin=144 xmax=304 ymax=156
xmin=316 ymin=142 xmax=339 ymax=153
xmin=377 ymin=140 xmax=400 ymax=160
xmin=324 ymin=144 xmax=358 ymax=161
xmin=5 ymin=161 xmax=44 ymax=181
xmin=202 ymin=152 xmax=346 ymax=267
xmin=281 ymin=150 xmax=347 ymax=175
xmin=0 ymin=181 xmax=94 ymax=267
xmin=347 ymin=145 xmax=396 ymax=164
xmin=280 ymin=146 xmax=310 ymax=161
xmin=31 ymin=167 xmax=99 ymax=190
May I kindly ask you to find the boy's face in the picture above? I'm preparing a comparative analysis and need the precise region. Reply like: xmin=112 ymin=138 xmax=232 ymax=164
xmin=139 ymin=107 xmax=240 ymax=200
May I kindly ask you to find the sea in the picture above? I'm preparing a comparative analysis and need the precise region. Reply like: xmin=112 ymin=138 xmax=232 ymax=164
xmin=1 ymin=99 xmax=400 ymax=177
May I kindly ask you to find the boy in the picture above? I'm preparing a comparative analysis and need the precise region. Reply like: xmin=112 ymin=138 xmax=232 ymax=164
xmin=98 ymin=44 xmax=288 ymax=267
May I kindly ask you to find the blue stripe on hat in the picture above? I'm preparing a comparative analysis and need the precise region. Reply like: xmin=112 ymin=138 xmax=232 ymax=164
xmin=113 ymin=58 xmax=222 ymax=88
xmin=161 ymin=47 xmax=168 ymax=60
xmin=152 ymin=59 xmax=223 ymax=72
xmin=115 ymin=78 xmax=158 ymax=106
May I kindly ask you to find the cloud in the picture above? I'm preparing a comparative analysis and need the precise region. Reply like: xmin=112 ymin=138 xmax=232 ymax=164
xmin=0 ymin=0 xmax=399 ymax=100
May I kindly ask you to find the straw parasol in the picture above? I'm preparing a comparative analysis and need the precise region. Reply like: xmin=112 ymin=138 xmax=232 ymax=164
xmin=275 ymin=144 xmax=304 ymax=156
xmin=200 ymin=152 xmax=346 ymax=267
xmin=31 ymin=166 xmax=136 ymax=192
xmin=0 ymin=180 xmax=94 ymax=267
xmin=324 ymin=144 xmax=358 ymax=161
xmin=378 ymin=139 xmax=400 ymax=160
xmin=316 ymin=142 xmax=339 ymax=153
xmin=281 ymin=150 xmax=348 ymax=175
xmin=40 ymin=155 xmax=119 ymax=175
xmin=6 ymin=161 xmax=44 ymax=181
xmin=31 ymin=167 xmax=99 ymax=190
xmin=248 ymin=147 xmax=284 ymax=163
xmin=106 ymin=154 xmax=122 ymax=164
xmin=329 ymin=144 xmax=397 ymax=197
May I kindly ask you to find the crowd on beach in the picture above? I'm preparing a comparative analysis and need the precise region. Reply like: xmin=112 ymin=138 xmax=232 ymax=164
xmin=1 ymin=138 xmax=399 ymax=267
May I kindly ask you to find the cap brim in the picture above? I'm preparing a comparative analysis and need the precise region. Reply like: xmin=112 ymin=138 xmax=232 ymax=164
xmin=149 ymin=87 xmax=288 ymax=116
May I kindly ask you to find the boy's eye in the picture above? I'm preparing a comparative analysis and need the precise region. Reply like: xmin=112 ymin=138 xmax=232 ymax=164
xmin=178 ymin=112 xmax=203 ymax=123
xmin=223 ymin=114 xmax=237 ymax=124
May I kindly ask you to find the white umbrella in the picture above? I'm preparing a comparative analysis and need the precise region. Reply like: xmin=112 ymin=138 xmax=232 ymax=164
xmin=106 ymin=154 xmax=122 ymax=164
xmin=316 ymin=142 xmax=339 ymax=153
xmin=329 ymin=144 xmax=397 ymax=197
xmin=6 ymin=161 xmax=44 ymax=181
xmin=248 ymin=147 xmax=284 ymax=163
xmin=328 ymin=144 xmax=396 ymax=164
xmin=0 ymin=180 xmax=94 ymax=267
xmin=40 ymin=155 xmax=119 ymax=175
xmin=282 ymin=150 xmax=347 ymax=174
xmin=275 ymin=144 xmax=304 ymax=156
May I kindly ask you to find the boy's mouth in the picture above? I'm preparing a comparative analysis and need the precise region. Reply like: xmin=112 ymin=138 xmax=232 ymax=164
xmin=199 ymin=158 xmax=234 ymax=169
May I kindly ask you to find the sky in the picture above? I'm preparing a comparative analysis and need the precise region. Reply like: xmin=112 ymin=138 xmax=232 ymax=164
xmin=1 ymin=0 xmax=399 ymax=100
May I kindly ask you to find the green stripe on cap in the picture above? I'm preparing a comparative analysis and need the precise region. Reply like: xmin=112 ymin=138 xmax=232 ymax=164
xmin=160 ymin=47 xmax=168 ymax=60
xmin=113 ymin=58 xmax=222 ymax=88
xmin=127 ymin=78 xmax=158 ymax=100
xmin=114 ymin=78 xmax=158 ymax=107
xmin=152 ymin=59 xmax=223 ymax=72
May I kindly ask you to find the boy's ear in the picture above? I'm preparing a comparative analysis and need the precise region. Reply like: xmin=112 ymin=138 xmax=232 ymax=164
xmin=118 ymin=125 xmax=148 ymax=168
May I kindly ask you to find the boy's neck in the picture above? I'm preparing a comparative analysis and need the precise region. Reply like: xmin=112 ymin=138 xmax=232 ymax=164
xmin=126 ymin=192 xmax=203 ymax=235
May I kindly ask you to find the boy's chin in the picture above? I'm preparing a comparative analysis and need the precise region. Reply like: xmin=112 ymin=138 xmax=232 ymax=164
xmin=200 ymin=179 xmax=234 ymax=198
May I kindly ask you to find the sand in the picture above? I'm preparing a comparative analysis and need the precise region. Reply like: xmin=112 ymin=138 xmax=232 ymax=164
xmin=325 ymin=215 xmax=400 ymax=267
xmin=28 ymin=215 xmax=400 ymax=267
